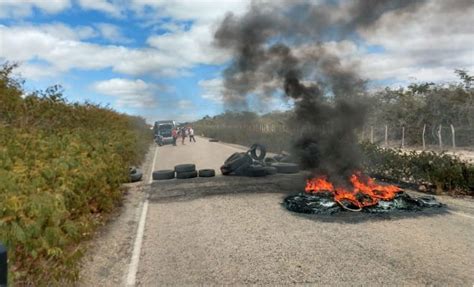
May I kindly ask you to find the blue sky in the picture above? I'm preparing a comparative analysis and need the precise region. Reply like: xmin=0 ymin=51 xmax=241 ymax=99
xmin=1 ymin=1 xmax=472 ymax=124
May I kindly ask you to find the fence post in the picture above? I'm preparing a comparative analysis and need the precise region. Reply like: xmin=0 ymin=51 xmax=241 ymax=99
xmin=384 ymin=125 xmax=388 ymax=147
xmin=450 ymin=124 xmax=456 ymax=149
xmin=438 ymin=124 xmax=442 ymax=149
xmin=0 ymin=243 xmax=7 ymax=287
xmin=401 ymin=126 xmax=405 ymax=149
xmin=422 ymin=124 xmax=426 ymax=150
xmin=370 ymin=126 xmax=374 ymax=144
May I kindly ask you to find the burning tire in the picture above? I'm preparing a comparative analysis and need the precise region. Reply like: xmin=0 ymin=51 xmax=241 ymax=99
xmin=273 ymin=162 xmax=299 ymax=174
xmin=152 ymin=170 xmax=175 ymax=180
xmin=174 ymin=164 xmax=196 ymax=173
xmin=176 ymin=170 xmax=198 ymax=179
xmin=198 ymin=169 xmax=216 ymax=177
xmin=264 ymin=166 xmax=278 ymax=175
xmin=249 ymin=143 xmax=266 ymax=160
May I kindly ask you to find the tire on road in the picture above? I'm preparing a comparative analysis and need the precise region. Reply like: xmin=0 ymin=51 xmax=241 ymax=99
xmin=224 ymin=152 xmax=241 ymax=164
xmin=220 ymin=165 xmax=232 ymax=175
xmin=152 ymin=170 xmax=175 ymax=180
xmin=198 ymin=169 xmax=216 ymax=177
xmin=130 ymin=168 xmax=143 ymax=182
xmin=233 ymin=161 xmax=252 ymax=176
xmin=209 ymin=139 xmax=219 ymax=142
xmin=264 ymin=157 xmax=277 ymax=165
xmin=246 ymin=165 xmax=267 ymax=177
xmin=174 ymin=164 xmax=196 ymax=173
xmin=225 ymin=153 xmax=252 ymax=172
xmin=176 ymin=170 xmax=198 ymax=179
xmin=273 ymin=162 xmax=300 ymax=174
xmin=264 ymin=166 xmax=278 ymax=175
xmin=249 ymin=143 xmax=266 ymax=161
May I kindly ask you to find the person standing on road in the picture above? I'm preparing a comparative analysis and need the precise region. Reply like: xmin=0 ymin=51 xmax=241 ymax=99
xmin=181 ymin=127 xmax=187 ymax=145
xmin=189 ymin=126 xmax=196 ymax=143
xmin=171 ymin=128 xmax=178 ymax=146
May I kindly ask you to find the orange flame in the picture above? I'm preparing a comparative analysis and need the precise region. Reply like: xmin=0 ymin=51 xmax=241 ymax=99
xmin=305 ymin=173 xmax=401 ymax=208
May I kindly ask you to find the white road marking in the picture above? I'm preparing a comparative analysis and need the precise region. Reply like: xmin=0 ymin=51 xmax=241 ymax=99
xmin=148 ymin=146 xmax=158 ymax=184
xmin=126 ymin=145 xmax=157 ymax=286
xmin=449 ymin=210 xmax=474 ymax=220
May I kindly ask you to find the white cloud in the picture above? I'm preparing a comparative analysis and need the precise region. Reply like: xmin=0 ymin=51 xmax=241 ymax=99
xmin=0 ymin=24 xmax=201 ymax=78
xmin=177 ymin=99 xmax=193 ymax=109
xmin=95 ymin=23 xmax=132 ymax=43
xmin=146 ymin=23 xmax=230 ymax=66
xmin=0 ymin=0 xmax=70 ymax=18
xmin=199 ymin=78 xmax=224 ymax=103
xmin=131 ymin=0 xmax=249 ymax=24
xmin=92 ymin=78 xmax=158 ymax=108
xmin=78 ymin=0 xmax=122 ymax=18
xmin=357 ymin=0 xmax=474 ymax=84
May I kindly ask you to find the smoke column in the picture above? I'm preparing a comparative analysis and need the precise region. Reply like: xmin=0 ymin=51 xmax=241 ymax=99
xmin=214 ymin=0 xmax=425 ymax=183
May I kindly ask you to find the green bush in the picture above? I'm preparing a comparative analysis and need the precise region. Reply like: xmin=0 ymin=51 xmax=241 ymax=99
xmin=361 ymin=142 xmax=474 ymax=194
xmin=0 ymin=64 xmax=152 ymax=284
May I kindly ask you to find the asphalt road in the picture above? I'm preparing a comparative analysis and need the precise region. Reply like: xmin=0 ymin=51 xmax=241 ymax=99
xmin=133 ymin=136 xmax=474 ymax=286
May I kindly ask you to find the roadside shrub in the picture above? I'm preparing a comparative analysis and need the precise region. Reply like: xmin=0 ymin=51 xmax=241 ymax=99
xmin=0 ymin=64 xmax=152 ymax=284
xmin=361 ymin=142 xmax=474 ymax=194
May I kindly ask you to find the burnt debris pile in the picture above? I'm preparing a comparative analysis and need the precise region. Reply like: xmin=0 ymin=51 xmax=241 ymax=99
xmin=284 ymin=192 xmax=444 ymax=214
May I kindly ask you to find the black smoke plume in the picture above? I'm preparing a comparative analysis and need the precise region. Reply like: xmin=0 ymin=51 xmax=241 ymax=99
xmin=214 ymin=1 xmax=424 ymax=182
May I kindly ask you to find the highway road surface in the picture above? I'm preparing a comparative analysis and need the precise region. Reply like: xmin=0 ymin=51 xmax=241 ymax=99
xmin=122 ymin=136 xmax=474 ymax=286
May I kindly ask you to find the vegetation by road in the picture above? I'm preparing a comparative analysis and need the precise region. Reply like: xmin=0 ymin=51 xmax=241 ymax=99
xmin=0 ymin=64 xmax=151 ymax=284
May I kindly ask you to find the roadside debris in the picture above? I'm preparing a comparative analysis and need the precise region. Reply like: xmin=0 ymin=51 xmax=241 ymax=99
xmin=284 ymin=174 xmax=445 ymax=215
xmin=220 ymin=143 xmax=300 ymax=176
xmin=152 ymin=164 xmax=216 ymax=181
xmin=285 ymin=191 xmax=444 ymax=214
xmin=198 ymin=169 xmax=216 ymax=177
xmin=153 ymin=170 xmax=175 ymax=180
xmin=129 ymin=167 xmax=143 ymax=182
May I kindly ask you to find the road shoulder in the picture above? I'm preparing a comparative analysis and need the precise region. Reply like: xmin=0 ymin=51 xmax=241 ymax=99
xmin=77 ymin=144 xmax=156 ymax=286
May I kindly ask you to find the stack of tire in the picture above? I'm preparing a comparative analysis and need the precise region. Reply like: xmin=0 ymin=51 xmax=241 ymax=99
xmin=220 ymin=143 xmax=299 ymax=177
xmin=152 ymin=164 xmax=216 ymax=181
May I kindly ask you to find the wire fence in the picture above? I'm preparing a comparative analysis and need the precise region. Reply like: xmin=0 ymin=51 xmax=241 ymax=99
xmin=194 ymin=122 xmax=474 ymax=152
xmin=361 ymin=124 xmax=474 ymax=150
